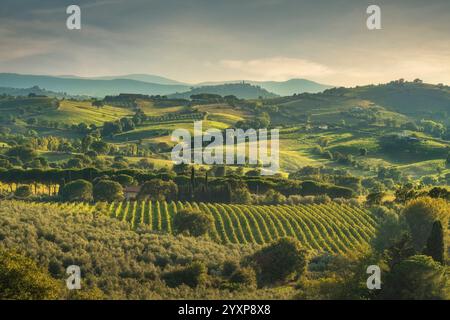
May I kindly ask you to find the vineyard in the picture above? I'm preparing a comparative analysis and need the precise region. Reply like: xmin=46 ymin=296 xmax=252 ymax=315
xmin=55 ymin=201 xmax=378 ymax=254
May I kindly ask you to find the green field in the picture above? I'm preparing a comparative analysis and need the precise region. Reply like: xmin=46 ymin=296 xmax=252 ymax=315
xmin=31 ymin=100 xmax=133 ymax=125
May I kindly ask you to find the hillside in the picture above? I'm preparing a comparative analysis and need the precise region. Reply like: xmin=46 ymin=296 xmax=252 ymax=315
xmin=197 ymin=79 xmax=332 ymax=96
xmin=169 ymin=83 xmax=278 ymax=99
xmin=0 ymin=86 xmax=87 ymax=99
xmin=61 ymin=74 xmax=188 ymax=86
xmin=0 ymin=73 xmax=190 ymax=97
xmin=264 ymin=81 xmax=450 ymax=125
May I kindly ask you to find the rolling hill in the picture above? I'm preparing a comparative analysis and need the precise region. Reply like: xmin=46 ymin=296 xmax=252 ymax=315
xmin=0 ymin=73 xmax=190 ymax=97
xmin=60 ymin=74 xmax=188 ymax=86
xmin=198 ymin=79 xmax=333 ymax=95
xmin=169 ymin=83 xmax=278 ymax=99
xmin=264 ymin=81 xmax=450 ymax=125
xmin=0 ymin=73 xmax=333 ymax=98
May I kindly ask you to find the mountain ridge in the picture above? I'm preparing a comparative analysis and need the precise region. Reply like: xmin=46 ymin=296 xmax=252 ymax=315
xmin=0 ymin=73 xmax=332 ymax=98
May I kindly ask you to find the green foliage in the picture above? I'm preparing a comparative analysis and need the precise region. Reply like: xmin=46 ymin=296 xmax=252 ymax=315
xmin=251 ymin=237 xmax=309 ymax=285
xmin=90 ymin=141 xmax=110 ymax=154
xmin=6 ymin=146 xmax=37 ymax=163
xmin=14 ymin=185 xmax=32 ymax=198
xmin=371 ymin=207 xmax=406 ymax=253
xmin=402 ymin=197 xmax=449 ymax=251
xmin=93 ymin=180 xmax=124 ymax=202
xmin=137 ymin=179 xmax=178 ymax=201
xmin=0 ymin=249 xmax=61 ymax=299
xmin=229 ymin=267 xmax=257 ymax=288
xmin=222 ymin=260 xmax=240 ymax=278
xmin=162 ymin=262 xmax=208 ymax=288
xmin=382 ymin=255 xmax=449 ymax=300
xmin=423 ymin=220 xmax=446 ymax=264
xmin=262 ymin=189 xmax=287 ymax=204
xmin=172 ymin=208 xmax=214 ymax=237
xmin=60 ymin=179 xmax=93 ymax=202
xmin=112 ymin=174 xmax=135 ymax=187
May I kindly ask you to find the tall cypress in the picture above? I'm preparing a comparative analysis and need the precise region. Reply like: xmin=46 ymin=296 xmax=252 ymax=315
xmin=190 ymin=167 xmax=195 ymax=200
xmin=423 ymin=220 xmax=445 ymax=264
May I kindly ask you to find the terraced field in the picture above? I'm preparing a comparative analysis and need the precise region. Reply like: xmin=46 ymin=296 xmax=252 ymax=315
xmin=56 ymin=201 xmax=377 ymax=254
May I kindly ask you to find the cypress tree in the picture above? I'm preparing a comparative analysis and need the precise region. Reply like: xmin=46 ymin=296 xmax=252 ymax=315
xmin=190 ymin=167 xmax=195 ymax=200
xmin=423 ymin=220 xmax=445 ymax=264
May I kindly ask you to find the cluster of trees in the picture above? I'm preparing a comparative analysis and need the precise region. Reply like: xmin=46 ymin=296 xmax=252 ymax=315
xmin=0 ymin=165 xmax=356 ymax=203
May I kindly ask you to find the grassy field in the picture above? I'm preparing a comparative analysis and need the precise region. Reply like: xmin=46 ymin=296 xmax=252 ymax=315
xmin=31 ymin=100 xmax=133 ymax=125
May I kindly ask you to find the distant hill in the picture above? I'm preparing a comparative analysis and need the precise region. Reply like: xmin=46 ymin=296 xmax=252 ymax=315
xmin=0 ymin=73 xmax=190 ymax=98
xmin=60 ymin=74 xmax=187 ymax=86
xmin=0 ymin=73 xmax=332 ymax=98
xmin=264 ymin=80 xmax=450 ymax=125
xmin=169 ymin=83 xmax=278 ymax=99
xmin=0 ymin=85 xmax=88 ymax=99
xmin=197 ymin=79 xmax=332 ymax=95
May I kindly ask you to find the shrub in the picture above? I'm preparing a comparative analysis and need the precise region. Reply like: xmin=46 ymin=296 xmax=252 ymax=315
xmin=14 ymin=185 xmax=32 ymax=198
xmin=60 ymin=179 xmax=93 ymax=202
xmin=162 ymin=262 xmax=208 ymax=288
xmin=93 ymin=180 xmax=124 ymax=202
xmin=382 ymin=255 xmax=448 ymax=300
xmin=222 ymin=260 xmax=240 ymax=277
xmin=0 ymin=249 xmax=61 ymax=299
xmin=137 ymin=179 xmax=178 ymax=201
xmin=251 ymin=237 xmax=309 ymax=285
xmin=172 ymin=209 xmax=214 ymax=237
xmin=229 ymin=267 xmax=257 ymax=288
xmin=112 ymin=174 xmax=135 ymax=187
xmin=402 ymin=197 xmax=450 ymax=251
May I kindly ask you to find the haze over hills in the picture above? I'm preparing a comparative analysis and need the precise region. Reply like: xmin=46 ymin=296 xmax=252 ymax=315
xmin=198 ymin=79 xmax=333 ymax=95
xmin=0 ymin=73 xmax=189 ymax=97
xmin=169 ymin=83 xmax=278 ymax=99
xmin=59 ymin=74 xmax=188 ymax=86
xmin=0 ymin=73 xmax=332 ymax=98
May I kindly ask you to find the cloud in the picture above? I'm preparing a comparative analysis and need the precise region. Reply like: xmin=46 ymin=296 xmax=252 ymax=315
xmin=220 ymin=57 xmax=333 ymax=81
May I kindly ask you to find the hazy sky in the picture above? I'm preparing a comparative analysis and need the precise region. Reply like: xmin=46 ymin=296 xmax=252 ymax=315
xmin=1 ymin=0 xmax=449 ymax=86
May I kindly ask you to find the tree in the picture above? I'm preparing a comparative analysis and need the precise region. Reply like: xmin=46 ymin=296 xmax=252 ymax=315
xmin=136 ymin=158 xmax=154 ymax=170
xmin=172 ymin=208 xmax=214 ymax=237
xmin=229 ymin=267 xmax=257 ymax=288
xmin=119 ymin=117 xmax=135 ymax=132
xmin=162 ymin=262 xmax=207 ymax=288
xmin=60 ymin=179 xmax=93 ymax=202
xmin=137 ymin=179 xmax=178 ymax=201
xmin=112 ymin=174 xmax=135 ymax=187
xmin=0 ymin=249 xmax=61 ymax=299
xmin=102 ymin=121 xmax=122 ymax=137
xmin=403 ymin=197 xmax=449 ymax=251
xmin=366 ymin=192 xmax=385 ymax=206
xmin=93 ymin=180 xmax=124 ymax=202
xmin=371 ymin=208 xmax=407 ymax=253
xmin=251 ymin=237 xmax=309 ymax=285
xmin=423 ymin=220 xmax=445 ymax=264
xmin=81 ymin=135 xmax=94 ymax=153
xmin=15 ymin=185 xmax=32 ymax=198
xmin=90 ymin=141 xmax=110 ymax=155
xmin=92 ymin=100 xmax=104 ymax=108
xmin=382 ymin=255 xmax=448 ymax=300
xmin=6 ymin=146 xmax=37 ymax=163
xmin=66 ymin=158 xmax=83 ymax=169
xmin=263 ymin=189 xmax=287 ymax=204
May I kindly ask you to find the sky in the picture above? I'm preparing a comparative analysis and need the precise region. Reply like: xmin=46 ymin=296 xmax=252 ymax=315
xmin=0 ymin=0 xmax=449 ymax=86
